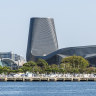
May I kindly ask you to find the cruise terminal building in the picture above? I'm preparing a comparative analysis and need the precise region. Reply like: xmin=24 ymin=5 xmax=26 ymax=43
xmin=26 ymin=17 xmax=96 ymax=66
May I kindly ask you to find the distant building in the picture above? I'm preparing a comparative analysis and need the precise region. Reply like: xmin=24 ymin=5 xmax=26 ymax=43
xmin=26 ymin=17 xmax=58 ymax=61
xmin=0 ymin=52 xmax=25 ymax=69
xmin=26 ymin=17 xmax=96 ymax=66
xmin=40 ymin=45 xmax=96 ymax=66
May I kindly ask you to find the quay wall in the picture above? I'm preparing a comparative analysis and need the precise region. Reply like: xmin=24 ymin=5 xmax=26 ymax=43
xmin=0 ymin=77 xmax=96 ymax=82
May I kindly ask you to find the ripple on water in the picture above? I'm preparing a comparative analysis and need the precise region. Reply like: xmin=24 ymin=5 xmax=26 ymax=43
xmin=0 ymin=82 xmax=95 ymax=96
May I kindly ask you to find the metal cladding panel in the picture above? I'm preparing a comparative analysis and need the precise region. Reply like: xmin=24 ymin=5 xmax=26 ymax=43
xmin=26 ymin=17 xmax=58 ymax=61
xmin=41 ymin=45 xmax=96 ymax=65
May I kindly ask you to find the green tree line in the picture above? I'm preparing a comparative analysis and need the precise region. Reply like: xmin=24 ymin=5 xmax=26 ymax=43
xmin=0 ymin=56 xmax=96 ymax=74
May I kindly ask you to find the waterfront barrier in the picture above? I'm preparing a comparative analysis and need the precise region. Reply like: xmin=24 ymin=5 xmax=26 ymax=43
xmin=0 ymin=77 xmax=96 ymax=82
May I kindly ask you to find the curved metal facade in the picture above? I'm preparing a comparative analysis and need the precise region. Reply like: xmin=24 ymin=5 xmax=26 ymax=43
xmin=26 ymin=17 xmax=58 ymax=61
xmin=39 ymin=45 xmax=96 ymax=66
xmin=26 ymin=17 xmax=96 ymax=66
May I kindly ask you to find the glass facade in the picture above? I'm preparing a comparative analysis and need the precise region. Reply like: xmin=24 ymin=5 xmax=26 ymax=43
xmin=0 ymin=52 xmax=25 ymax=69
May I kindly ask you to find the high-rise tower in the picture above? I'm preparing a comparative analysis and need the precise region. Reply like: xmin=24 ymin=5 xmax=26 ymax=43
xmin=26 ymin=17 xmax=58 ymax=61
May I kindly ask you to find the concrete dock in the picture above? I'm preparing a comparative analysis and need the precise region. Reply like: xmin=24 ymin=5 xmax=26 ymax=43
xmin=0 ymin=77 xmax=96 ymax=82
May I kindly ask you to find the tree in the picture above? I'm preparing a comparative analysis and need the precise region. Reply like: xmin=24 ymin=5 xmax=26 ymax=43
xmin=45 ymin=65 xmax=52 ymax=74
xmin=23 ymin=61 xmax=37 ymax=73
xmin=61 ymin=56 xmax=89 ymax=69
xmin=0 ymin=66 xmax=3 ymax=74
xmin=37 ymin=59 xmax=48 ymax=68
xmin=2 ymin=66 xmax=11 ymax=74
xmin=51 ymin=64 xmax=59 ymax=73
xmin=18 ymin=68 xmax=23 ymax=73
xmin=59 ymin=63 xmax=71 ymax=73
xmin=33 ymin=66 xmax=42 ymax=73
xmin=23 ymin=61 xmax=37 ymax=67
xmin=21 ymin=66 xmax=30 ymax=73
xmin=86 ymin=67 xmax=96 ymax=73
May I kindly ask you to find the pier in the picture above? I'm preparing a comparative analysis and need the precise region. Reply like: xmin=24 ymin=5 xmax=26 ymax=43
xmin=0 ymin=76 xmax=96 ymax=82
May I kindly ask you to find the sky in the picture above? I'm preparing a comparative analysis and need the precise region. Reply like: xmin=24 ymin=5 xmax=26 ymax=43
xmin=0 ymin=0 xmax=96 ymax=59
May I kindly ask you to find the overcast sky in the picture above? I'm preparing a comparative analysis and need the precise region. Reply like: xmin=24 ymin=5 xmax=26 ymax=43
xmin=0 ymin=0 xmax=96 ymax=58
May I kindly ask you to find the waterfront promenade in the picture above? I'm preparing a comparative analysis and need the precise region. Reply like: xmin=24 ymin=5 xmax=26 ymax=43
xmin=0 ymin=74 xmax=96 ymax=82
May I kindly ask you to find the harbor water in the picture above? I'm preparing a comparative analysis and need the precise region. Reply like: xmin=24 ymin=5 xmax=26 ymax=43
xmin=0 ymin=82 xmax=95 ymax=96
